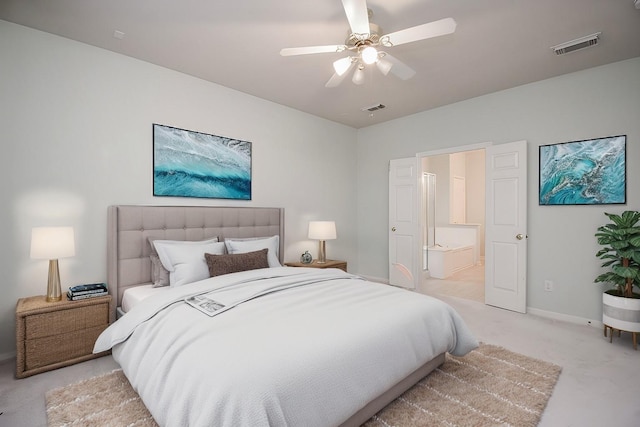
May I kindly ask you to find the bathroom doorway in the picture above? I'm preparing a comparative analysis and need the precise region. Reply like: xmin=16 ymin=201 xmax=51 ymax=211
xmin=418 ymin=148 xmax=486 ymax=303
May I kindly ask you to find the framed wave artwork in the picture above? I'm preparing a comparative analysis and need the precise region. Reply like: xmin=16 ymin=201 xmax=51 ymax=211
xmin=153 ymin=124 xmax=252 ymax=200
xmin=539 ymin=135 xmax=626 ymax=206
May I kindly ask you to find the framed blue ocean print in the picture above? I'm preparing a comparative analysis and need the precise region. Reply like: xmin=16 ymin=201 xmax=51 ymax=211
xmin=153 ymin=124 xmax=252 ymax=200
xmin=539 ymin=135 xmax=626 ymax=205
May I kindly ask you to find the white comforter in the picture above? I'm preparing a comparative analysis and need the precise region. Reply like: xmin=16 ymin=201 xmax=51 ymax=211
xmin=95 ymin=268 xmax=477 ymax=427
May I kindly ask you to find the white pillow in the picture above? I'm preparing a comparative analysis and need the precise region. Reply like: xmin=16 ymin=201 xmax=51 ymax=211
xmin=224 ymin=235 xmax=281 ymax=268
xmin=152 ymin=239 xmax=226 ymax=287
xmin=148 ymin=237 xmax=219 ymax=288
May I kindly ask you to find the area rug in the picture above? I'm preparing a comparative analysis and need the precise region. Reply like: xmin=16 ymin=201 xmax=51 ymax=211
xmin=46 ymin=343 xmax=561 ymax=427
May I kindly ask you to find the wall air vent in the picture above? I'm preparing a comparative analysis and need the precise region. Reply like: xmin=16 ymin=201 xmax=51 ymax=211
xmin=551 ymin=32 xmax=601 ymax=55
xmin=361 ymin=103 xmax=386 ymax=112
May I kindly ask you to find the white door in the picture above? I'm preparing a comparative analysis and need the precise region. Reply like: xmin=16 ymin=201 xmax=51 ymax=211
xmin=485 ymin=141 xmax=528 ymax=313
xmin=389 ymin=158 xmax=419 ymax=288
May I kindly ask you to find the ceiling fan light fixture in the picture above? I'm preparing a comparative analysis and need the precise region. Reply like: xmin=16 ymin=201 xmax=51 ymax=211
xmin=352 ymin=68 xmax=365 ymax=85
xmin=281 ymin=2 xmax=457 ymax=88
xmin=333 ymin=57 xmax=353 ymax=76
xmin=361 ymin=46 xmax=378 ymax=64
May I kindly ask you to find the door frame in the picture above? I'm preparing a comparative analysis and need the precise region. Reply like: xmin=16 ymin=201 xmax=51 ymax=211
xmin=416 ymin=142 xmax=493 ymax=159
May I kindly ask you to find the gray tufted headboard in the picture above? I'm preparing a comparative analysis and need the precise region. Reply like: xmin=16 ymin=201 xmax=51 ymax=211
xmin=107 ymin=205 xmax=284 ymax=318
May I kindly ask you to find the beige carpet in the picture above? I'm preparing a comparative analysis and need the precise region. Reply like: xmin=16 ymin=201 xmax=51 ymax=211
xmin=46 ymin=343 xmax=561 ymax=427
xmin=364 ymin=343 xmax=561 ymax=427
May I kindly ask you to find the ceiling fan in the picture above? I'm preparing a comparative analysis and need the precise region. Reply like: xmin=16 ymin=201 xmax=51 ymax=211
xmin=280 ymin=0 xmax=456 ymax=87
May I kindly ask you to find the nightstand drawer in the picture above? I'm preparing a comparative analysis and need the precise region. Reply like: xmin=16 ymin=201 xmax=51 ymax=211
xmin=24 ymin=325 xmax=105 ymax=370
xmin=16 ymin=295 xmax=113 ymax=378
xmin=25 ymin=304 xmax=108 ymax=339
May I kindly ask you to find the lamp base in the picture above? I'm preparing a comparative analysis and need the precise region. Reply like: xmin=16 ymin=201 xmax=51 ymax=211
xmin=46 ymin=259 xmax=62 ymax=302
xmin=317 ymin=240 xmax=327 ymax=264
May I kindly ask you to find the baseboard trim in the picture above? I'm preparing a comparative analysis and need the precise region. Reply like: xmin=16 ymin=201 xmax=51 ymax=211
xmin=527 ymin=306 xmax=602 ymax=328
xmin=0 ymin=350 xmax=16 ymax=363
xmin=358 ymin=273 xmax=602 ymax=329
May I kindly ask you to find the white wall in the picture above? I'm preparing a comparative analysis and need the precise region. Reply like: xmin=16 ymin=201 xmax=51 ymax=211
xmin=2 ymin=19 xmax=638 ymax=360
xmin=356 ymin=57 xmax=640 ymax=323
xmin=465 ymin=150 xmax=485 ymax=256
xmin=422 ymin=151 xmax=485 ymax=229
xmin=425 ymin=154 xmax=450 ymax=225
xmin=0 ymin=21 xmax=357 ymax=358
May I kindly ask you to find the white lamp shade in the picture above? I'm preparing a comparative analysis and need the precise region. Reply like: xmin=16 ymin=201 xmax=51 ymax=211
xmin=30 ymin=226 xmax=76 ymax=259
xmin=308 ymin=221 xmax=337 ymax=240
xmin=361 ymin=46 xmax=378 ymax=65
xmin=333 ymin=57 xmax=352 ymax=76
xmin=352 ymin=68 xmax=365 ymax=85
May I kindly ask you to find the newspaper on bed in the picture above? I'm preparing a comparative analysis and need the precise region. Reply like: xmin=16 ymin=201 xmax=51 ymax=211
xmin=184 ymin=295 xmax=226 ymax=316
xmin=182 ymin=273 xmax=353 ymax=318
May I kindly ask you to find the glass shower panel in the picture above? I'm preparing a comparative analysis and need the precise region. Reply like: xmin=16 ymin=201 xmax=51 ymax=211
xmin=422 ymin=173 xmax=436 ymax=270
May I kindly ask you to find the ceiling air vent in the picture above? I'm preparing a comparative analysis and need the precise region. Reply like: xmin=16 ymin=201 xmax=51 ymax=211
xmin=551 ymin=32 xmax=601 ymax=55
xmin=361 ymin=103 xmax=386 ymax=112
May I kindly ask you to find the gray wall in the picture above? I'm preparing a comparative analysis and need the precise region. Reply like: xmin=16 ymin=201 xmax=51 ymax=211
xmin=356 ymin=56 xmax=640 ymax=323
xmin=0 ymin=21 xmax=357 ymax=358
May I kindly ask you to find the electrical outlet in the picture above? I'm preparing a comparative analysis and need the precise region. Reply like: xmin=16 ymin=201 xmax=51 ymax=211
xmin=544 ymin=280 xmax=554 ymax=292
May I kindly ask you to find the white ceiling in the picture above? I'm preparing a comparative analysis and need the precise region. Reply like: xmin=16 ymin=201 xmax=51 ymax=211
xmin=2 ymin=0 xmax=639 ymax=128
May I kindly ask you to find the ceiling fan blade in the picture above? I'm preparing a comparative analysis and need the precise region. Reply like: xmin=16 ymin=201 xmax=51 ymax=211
xmin=325 ymin=62 xmax=355 ymax=87
xmin=280 ymin=45 xmax=345 ymax=56
xmin=383 ymin=18 xmax=456 ymax=46
xmin=341 ymin=0 xmax=370 ymax=35
xmin=383 ymin=54 xmax=416 ymax=80
xmin=325 ymin=73 xmax=345 ymax=88
xmin=376 ymin=58 xmax=393 ymax=76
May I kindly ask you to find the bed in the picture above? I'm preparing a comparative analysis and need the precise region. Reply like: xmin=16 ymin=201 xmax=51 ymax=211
xmin=96 ymin=205 xmax=477 ymax=427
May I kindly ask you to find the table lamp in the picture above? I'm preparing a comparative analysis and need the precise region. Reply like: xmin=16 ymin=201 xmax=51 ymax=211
xmin=30 ymin=226 xmax=75 ymax=302
xmin=308 ymin=221 xmax=337 ymax=264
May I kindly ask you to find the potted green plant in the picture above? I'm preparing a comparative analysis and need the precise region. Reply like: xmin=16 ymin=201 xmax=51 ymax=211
xmin=595 ymin=210 xmax=640 ymax=348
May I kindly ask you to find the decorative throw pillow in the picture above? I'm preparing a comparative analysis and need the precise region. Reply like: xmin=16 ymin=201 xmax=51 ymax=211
xmin=148 ymin=237 xmax=218 ymax=287
xmin=205 ymin=249 xmax=270 ymax=277
xmin=152 ymin=239 xmax=225 ymax=287
xmin=224 ymin=235 xmax=281 ymax=267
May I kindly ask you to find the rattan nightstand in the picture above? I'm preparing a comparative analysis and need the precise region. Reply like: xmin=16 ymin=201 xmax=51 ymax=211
xmin=15 ymin=294 xmax=114 ymax=378
xmin=285 ymin=259 xmax=347 ymax=272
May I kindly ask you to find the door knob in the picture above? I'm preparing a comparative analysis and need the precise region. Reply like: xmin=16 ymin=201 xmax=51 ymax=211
xmin=391 ymin=227 xmax=397 ymax=232
xmin=516 ymin=233 xmax=525 ymax=240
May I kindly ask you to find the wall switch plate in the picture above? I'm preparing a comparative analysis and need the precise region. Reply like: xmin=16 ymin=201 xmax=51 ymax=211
xmin=544 ymin=280 xmax=554 ymax=292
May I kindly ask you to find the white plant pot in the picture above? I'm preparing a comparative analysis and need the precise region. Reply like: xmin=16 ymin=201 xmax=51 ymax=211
xmin=603 ymin=291 xmax=640 ymax=333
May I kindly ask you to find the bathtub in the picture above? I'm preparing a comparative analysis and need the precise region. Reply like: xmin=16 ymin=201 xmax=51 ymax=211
xmin=427 ymin=244 xmax=475 ymax=279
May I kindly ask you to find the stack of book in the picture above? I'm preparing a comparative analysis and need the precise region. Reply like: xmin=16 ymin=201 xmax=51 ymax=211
xmin=67 ymin=283 xmax=108 ymax=301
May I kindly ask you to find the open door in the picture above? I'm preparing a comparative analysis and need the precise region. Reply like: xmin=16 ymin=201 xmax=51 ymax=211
xmin=389 ymin=158 xmax=419 ymax=288
xmin=485 ymin=141 xmax=528 ymax=313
